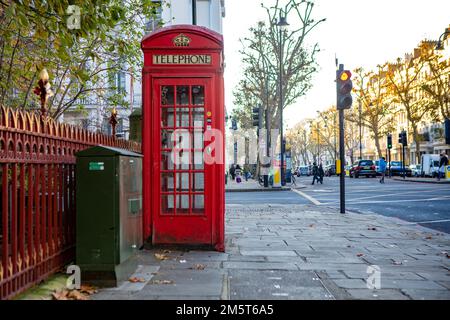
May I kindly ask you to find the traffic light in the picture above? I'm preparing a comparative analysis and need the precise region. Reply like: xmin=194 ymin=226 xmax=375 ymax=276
xmin=387 ymin=134 xmax=392 ymax=149
xmin=252 ymin=104 xmax=263 ymax=128
xmin=398 ymin=130 xmax=407 ymax=146
xmin=336 ymin=70 xmax=353 ymax=109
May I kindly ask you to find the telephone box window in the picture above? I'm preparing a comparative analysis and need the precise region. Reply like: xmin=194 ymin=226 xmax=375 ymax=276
xmin=161 ymin=151 xmax=175 ymax=170
xmin=192 ymin=172 xmax=204 ymax=191
xmin=176 ymin=86 xmax=189 ymax=105
xmin=161 ymin=172 xmax=174 ymax=192
xmin=192 ymin=108 xmax=204 ymax=127
xmin=161 ymin=194 xmax=174 ymax=214
xmin=192 ymin=195 xmax=204 ymax=213
xmin=177 ymin=107 xmax=189 ymax=127
xmin=161 ymin=86 xmax=174 ymax=105
xmin=161 ymin=108 xmax=174 ymax=127
xmin=191 ymin=86 xmax=204 ymax=105
xmin=161 ymin=129 xmax=174 ymax=149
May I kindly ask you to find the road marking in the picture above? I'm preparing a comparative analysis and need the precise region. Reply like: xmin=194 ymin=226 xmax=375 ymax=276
xmin=272 ymin=293 xmax=289 ymax=296
xmin=292 ymin=189 xmax=321 ymax=205
xmin=405 ymin=219 xmax=450 ymax=225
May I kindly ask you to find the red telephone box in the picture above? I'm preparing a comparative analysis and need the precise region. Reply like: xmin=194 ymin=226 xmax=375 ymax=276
xmin=141 ymin=25 xmax=225 ymax=251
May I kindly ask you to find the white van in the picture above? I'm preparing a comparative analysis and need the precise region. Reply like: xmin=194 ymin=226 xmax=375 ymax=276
xmin=421 ymin=154 xmax=440 ymax=177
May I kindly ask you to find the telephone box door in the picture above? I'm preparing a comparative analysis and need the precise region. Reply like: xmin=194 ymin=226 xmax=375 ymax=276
xmin=152 ymin=78 xmax=212 ymax=244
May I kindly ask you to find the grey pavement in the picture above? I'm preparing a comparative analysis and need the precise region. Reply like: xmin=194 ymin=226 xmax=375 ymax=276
xmin=92 ymin=203 xmax=450 ymax=300
xmin=225 ymin=178 xmax=304 ymax=192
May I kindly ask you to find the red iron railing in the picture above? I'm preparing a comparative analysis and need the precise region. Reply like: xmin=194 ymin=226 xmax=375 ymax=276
xmin=0 ymin=106 xmax=141 ymax=299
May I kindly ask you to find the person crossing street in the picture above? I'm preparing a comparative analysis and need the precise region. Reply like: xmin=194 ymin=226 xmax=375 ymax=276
xmin=378 ymin=156 xmax=387 ymax=183
xmin=311 ymin=162 xmax=319 ymax=185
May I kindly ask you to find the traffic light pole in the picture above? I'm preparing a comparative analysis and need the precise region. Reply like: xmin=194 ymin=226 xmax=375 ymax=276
xmin=402 ymin=143 xmax=406 ymax=179
xmin=336 ymin=63 xmax=353 ymax=214
xmin=388 ymin=148 xmax=391 ymax=178
xmin=339 ymin=108 xmax=345 ymax=214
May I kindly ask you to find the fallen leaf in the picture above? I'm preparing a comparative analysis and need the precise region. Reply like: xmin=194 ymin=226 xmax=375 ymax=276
xmin=68 ymin=290 xmax=89 ymax=300
xmin=309 ymin=224 xmax=315 ymax=228
xmin=425 ymin=236 xmax=432 ymax=240
xmin=152 ymin=279 xmax=174 ymax=285
xmin=129 ymin=277 xmax=146 ymax=283
xmin=190 ymin=264 xmax=206 ymax=270
xmin=52 ymin=290 xmax=69 ymax=300
xmin=80 ymin=285 xmax=97 ymax=295
xmin=356 ymin=253 xmax=364 ymax=257
xmin=392 ymin=260 xmax=403 ymax=265
xmin=368 ymin=227 xmax=377 ymax=231
xmin=155 ymin=253 xmax=169 ymax=260
xmin=163 ymin=250 xmax=171 ymax=254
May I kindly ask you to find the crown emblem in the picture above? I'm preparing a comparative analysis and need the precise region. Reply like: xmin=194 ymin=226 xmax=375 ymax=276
xmin=173 ymin=34 xmax=191 ymax=47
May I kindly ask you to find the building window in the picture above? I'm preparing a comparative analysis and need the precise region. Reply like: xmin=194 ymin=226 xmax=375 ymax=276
xmin=145 ymin=1 xmax=162 ymax=32
xmin=117 ymin=72 xmax=126 ymax=94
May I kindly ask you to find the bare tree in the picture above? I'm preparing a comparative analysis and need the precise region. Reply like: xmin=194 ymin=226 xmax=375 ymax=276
xmin=233 ymin=0 xmax=324 ymax=130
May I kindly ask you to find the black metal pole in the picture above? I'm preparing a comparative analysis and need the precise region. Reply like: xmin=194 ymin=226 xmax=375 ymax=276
xmin=317 ymin=126 xmax=320 ymax=163
xmin=339 ymin=108 xmax=345 ymax=214
xmin=388 ymin=147 xmax=391 ymax=178
xmin=279 ymin=22 xmax=285 ymax=186
xmin=264 ymin=109 xmax=269 ymax=187
xmin=192 ymin=0 xmax=197 ymax=25
xmin=334 ymin=114 xmax=337 ymax=161
xmin=359 ymin=100 xmax=362 ymax=160
xmin=402 ymin=142 xmax=406 ymax=179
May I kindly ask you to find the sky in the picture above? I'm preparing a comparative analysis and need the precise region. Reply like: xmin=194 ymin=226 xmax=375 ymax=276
xmin=222 ymin=0 xmax=450 ymax=129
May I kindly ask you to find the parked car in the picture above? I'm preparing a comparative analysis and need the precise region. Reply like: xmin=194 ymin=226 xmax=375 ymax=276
xmin=374 ymin=160 xmax=381 ymax=176
xmin=387 ymin=161 xmax=412 ymax=177
xmin=297 ymin=166 xmax=310 ymax=176
xmin=410 ymin=164 xmax=421 ymax=177
xmin=349 ymin=160 xmax=377 ymax=178
xmin=324 ymin=164 xmax=336 ymax=176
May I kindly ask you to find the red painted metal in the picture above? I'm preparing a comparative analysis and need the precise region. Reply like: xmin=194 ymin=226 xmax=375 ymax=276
xmin=141 ymin=25 xmax=225 ymax=251
xmin=0 ymin=106 xmax=141 ymax=300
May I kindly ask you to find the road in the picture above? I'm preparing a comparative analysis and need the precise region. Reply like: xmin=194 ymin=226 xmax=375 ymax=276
xmin=226 ymin=176 xmax=450 ymax=233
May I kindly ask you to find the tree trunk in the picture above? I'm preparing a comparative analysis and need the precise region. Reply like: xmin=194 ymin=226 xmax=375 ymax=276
xmin=412 ymin=125 xmax=421 ymax=164
xmin=374 ymin=135 xmax=382 ymax=159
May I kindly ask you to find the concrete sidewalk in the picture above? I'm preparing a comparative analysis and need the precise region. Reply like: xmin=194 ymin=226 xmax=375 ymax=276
xmin=393 ymin=177 xmax=450 ymax=184
xmin=92 ymin=204 xmax=450 ymax=300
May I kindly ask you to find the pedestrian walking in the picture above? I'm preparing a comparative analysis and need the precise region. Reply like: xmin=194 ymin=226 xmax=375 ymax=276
xmin=235 ymin=165 xmax=242 ymax=183
xmin=378 ymin=156 xmax=387 ymax=183
xmin=229 ymin=164 xmax=236 ymax=181
xmin=318 ymin=163 xmax=324 ymax=184
xmin=437 ymin=153 xmax=448 ymax=181
xmin=311 ymin=162 xmax=319 ymax=185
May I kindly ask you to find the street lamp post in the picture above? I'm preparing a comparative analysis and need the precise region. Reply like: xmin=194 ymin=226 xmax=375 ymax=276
xmin=276 ymin=11 xmax=289 ymax=186
xmin=359 ymin=99 xmax=362 ymax=160
xmin=435 ymin=29 xmax=450 ymax=50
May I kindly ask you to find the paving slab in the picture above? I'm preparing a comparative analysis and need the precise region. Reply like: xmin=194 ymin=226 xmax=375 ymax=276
xmin=346 ymin=289 xmax=410 ymax=300
xmin=90 ymin=203 xmax=450 ymax=300
xmin=229 ymin=270 xmax=333 ymax=300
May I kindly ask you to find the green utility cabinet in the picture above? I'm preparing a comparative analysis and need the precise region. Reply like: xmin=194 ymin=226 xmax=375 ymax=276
xmin=75 ymin=146 xmax=143 ymax=286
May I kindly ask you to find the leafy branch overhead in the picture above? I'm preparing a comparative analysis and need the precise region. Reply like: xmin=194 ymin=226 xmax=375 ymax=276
xmin=0 ymin=0 xmax=161 ymax=119
xmin=233 ymin=0 xmax=325 ymax=130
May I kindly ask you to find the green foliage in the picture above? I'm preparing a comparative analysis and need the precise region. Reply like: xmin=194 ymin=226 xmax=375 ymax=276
xmin=0 ymin=0 xmax=160 ymax=118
